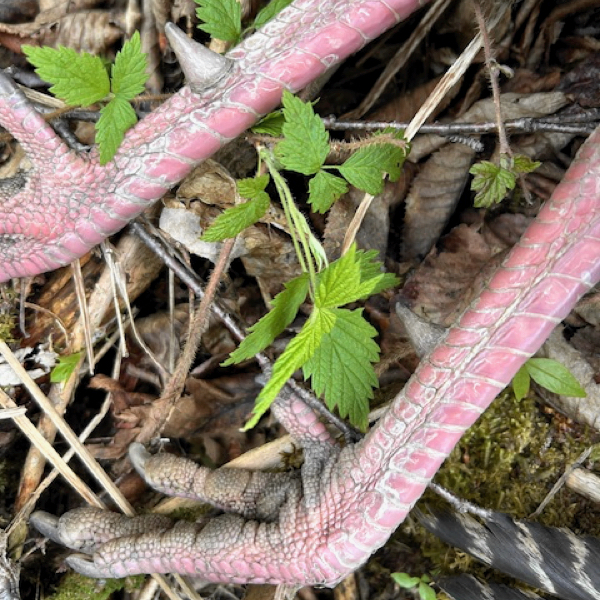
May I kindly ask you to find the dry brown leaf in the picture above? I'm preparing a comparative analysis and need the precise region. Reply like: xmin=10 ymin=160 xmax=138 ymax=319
xmin=40 ymin=0 xmax=102 ymax=10
xmin=399 ymin=223 xmax=494 ymax=326
xmin=401 ymin=142 xmax=475 ymax=262
xmin=367 ymin=74 xmax=461 ymax=125
xmin=0 ymin=0 xmax=39 ymax=24
xmin=170 ymin=159 xmax=300 ymax=302
xmin=41 ymin=11 xmax=123 ymax=54
xmin=240 ymin=226 xmax=301 ymax=302
xmin=0 ymin=6 xmax=124 ymax=54
xmin=558 ymin=52 xmax=600 ymax=108
xmin=323 ymin=180 xmax=406 ymax=262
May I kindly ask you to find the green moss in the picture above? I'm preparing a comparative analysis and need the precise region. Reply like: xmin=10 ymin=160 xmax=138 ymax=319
xmin=431 ymin=391 xmax=595 ymax=526
xmin=45 ymin=572 xmax=144 ymax=600
xmin=376 ymin=390 xmax=600 ymax=592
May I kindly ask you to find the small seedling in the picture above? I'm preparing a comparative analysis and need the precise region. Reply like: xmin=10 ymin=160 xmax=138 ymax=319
xmin=202 ymin=91 xmax=407 ymax=430
xmin=512 ymin=358 xmax=586 ymax=401
xmin=23 ymin=32 xmax=149 ymax=164
xmin=470 ymin=153 xmax=540 ymax=207
xmin=392 ymin=572 xmax=438 ymax=600
xmin=196 ymin=0 xmax=294 ymax=44
xmin=50 ymin=351 xmax=82 ymax=384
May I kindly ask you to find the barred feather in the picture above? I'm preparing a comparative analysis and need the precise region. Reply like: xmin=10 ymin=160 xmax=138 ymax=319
xmin=418 ymin=509 xmax=600 ymax=600
xmin=439 ymin=574 xmax=543 ymax=600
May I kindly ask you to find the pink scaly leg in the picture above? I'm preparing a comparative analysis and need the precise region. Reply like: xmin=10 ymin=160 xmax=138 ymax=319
xmin=31 ymin=126 xmax=600 ymax=584
xmin=0 ymin=0 xmax=427 ymax=280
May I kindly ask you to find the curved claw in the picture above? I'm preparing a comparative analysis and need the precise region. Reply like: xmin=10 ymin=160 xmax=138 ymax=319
xmin=0 ymin=72 xmax=18 ymax=97
xmin=29 ymin=512 xmax=63 ymax=545
xmin=66 ymin=555 xmax=110 ymax=580
xmin=128 ymin=442 xmax=151 ymax=479
xmin=164 ymin=22 xmax=234 ymax=92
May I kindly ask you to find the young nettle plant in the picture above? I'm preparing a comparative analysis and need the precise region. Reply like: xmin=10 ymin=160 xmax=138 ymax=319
xmin=196 ymin=0 xmax=295 ymax=44
xmin=392 ymin=572 xmax=438 ymax=600
xmin=470 ymin=153 xmax=541 ymax=207
xmin=202 ymin=91 xmax=408 ymax=429
xmin=23 ymin=32 xmax=149 ymax=165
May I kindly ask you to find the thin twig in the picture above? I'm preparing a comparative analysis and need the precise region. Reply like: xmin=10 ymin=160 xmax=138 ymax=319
xmin=131 ymin=219 xmax=361 ymax=442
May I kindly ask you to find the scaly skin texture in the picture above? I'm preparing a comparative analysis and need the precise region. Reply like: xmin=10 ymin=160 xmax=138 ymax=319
xmin=0 ymin=0 xmax=426 ymax=280
xmin=31 ymin=122 xmax=600 ymax=581
xmin=17 ymin=0 xmax=600 ymax=588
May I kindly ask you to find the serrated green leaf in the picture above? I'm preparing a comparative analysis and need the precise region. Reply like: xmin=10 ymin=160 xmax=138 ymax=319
xmin=338 ymin=143 xmax=407 ymax=194
xmin=470 ymin=160 xmax=516 ymax=207
xmin=50 ymin=351 xmax=82 ymax=384
xmin=201 ymin=193 xmax=270 ymax=241
xmin=315 ymin=245 xmax=363 ymax=308
xmin=237 ymin=174 xmax=270 ymax=199
xmin=253 ymin=0 xmax=295 ymax=29
xmin=308 ymin=171 xmax=348 ymax=213
xmin=512 ymin=153 xmax=541 ymax=174
xmin=303 ymin=308 xmax=378 ymax=430
xmin=111 ymin=31 xmax=149 ymax=100
xmin=355 ymin=249 xmax=399 ymax=297
xmin=224 ymin=274 xmax=310 ymax=366
xmin=419 ymin=582 xmax=437 ymax=600
xmin=512 ymin=365 xmax=530 ymax=401
xmin=251 ymin=111 xmax=285 ymax=136
xmin=23 ymin=45 xmax=109 ymax=106
xmin=196 ymin=0 xmax=242 ymax=42
xmin=315 ymin=244 xmax=398 ymax=308
xmin=392 ymin=573 xmax=421 ymax=589
xmin=243 ymin=308 xmax=334 ymax=429
xmin=275 ymin=90 xmax=329 ymax=175
xmin=96 ymin=96 xmax=138 ymax=165
xmin=525 ymin=358 xmax=587 ymax=397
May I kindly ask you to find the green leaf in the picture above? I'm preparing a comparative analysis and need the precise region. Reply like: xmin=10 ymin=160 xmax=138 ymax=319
xmin=525 ymin=358 xmax=587 ymax=397
xmin=418 ymin=582 xmax=437 ymax=600
xmin=275 ymin=90 xmax=329 ymax=175
xmin=308 ymin=171 xmax=348 ymax=213
xmin=303 ymin=308 xmax=378 ymax=430
xmin=196 ymin=0 xmax=242 ymax=42
xmin=202 ymin=174 xmax=271 ymax=242
xmin=355 ymin=249 xmax=399 ymax=296
xmin=237 ymin=174 xmax=270 ymax=198
xmin=224 ymin=274 xmax=310 ymax=366
xmin=201 ymin=194 xmax=270 ymax=241
xmin=338 ymin=142 xmax=407 ymax=194
xmin=315 ymin=244 xmax=399 ymax=309
xmin=251 ymin=111 xmax=285 ymax=136
xmin=470 ymin=160 xmax=516 ymax=207
xmin=253 ymin=0 xmax=295 ymax=29
xmin=22 ymin=45 xmax=109 ymax=106
xmin=512 ymin=154 xmax=541 ymax=174
xmin=111 ymin=31 xmax=149 ymax=100
xmin=50 ymin=351 xmax=82 ymax=383
xmin=391 ymin=573 xmax=421 ymax=589
xmin=512 ymin=366 xmax=530 ymax=401
xmin=96 ymin=96 xmax=138 ymax=165
xmin=243 ymin=308 xmax=334 ymax=429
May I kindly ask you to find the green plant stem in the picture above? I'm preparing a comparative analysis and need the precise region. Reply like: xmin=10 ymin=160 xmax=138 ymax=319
xmin=264 ymin=152 xmax=318 ymax=297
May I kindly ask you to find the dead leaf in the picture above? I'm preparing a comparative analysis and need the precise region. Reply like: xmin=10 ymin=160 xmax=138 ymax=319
xmin=401 ymin=142 xmax=474 ymax=262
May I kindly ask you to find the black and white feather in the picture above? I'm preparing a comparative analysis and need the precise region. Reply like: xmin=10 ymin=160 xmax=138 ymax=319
xmin=418 ymin=509 xmax=600 ymax=600
xmin=438 ymin=574 xmax=543 ymax=600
